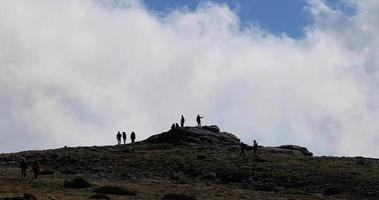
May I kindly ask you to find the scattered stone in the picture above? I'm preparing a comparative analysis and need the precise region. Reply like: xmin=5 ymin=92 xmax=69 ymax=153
xmin=162 ymin=193 xmax=196 ymax=200
xmin=39 ymin=169 xmax=55 ymax=175
xmin=94 ymin=186 xmax=137 ymax=196
xmin=64 ymin=177 xmax=91 ymax=188
xmin=323 ymin=187 xmax=342 ymax=196
xmin=89 ymin=194 xmax=110 ymax=199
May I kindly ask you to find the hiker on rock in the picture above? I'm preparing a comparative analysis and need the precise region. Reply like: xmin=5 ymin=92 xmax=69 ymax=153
xmin=181 ymin=115 xmax=185 ymax=127
xmin=131 ymin=131 xmax=136 ymax=143
xmin=31 ymin=160 xmax=40 ymax=179
xmin=196 ymin=115 xmax=204 ymax=127
xmin=122 ymin=132 xmax=127 ymax=144
xmin=240 ymin=142 xmax=247 ymax=157
xmin=116 ymin=131 xmax=122 ymax=145
xmin=253 ymin=140 xmax=258 ymax=156
xmin=20 ymin=158 xmax=28 ymax=179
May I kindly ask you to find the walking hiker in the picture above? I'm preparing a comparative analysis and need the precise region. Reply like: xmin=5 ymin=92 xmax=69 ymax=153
xmin=131 ymin=131 xmax=136 ymax=143
xmin=253 ymin=140 xmax=258 ymax=156
xmin=180 ymin=115 xmax=185 ymax=127
xmin=122 ymin=132 xmax=127 ymax=144
xmin=116 ymin=131 xmax=122 ymax=145
xmin=20 ymin=159 xmax=28 ymax=179
xmin=31 ymin=160 xmax=40 ymax=179
xmin=196 ymin=115 xmax=204 ymax=127
xmin=240 ymin=142 xmax=247 ymax=157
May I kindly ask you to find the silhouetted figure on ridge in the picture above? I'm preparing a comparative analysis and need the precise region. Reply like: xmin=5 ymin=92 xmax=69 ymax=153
xmin=131 ymin=131 xmax=136 ymax=143
xmin=240 ymin=142 xmax=247 ymax=157
xmin=20 ymin=158 xmax=28 ymax=180
xmin=171 ymin=123 xmax=176 ymax=130
xmin=196 ymin=115 xmax=204 ymax=127
xmin=175 ymin=123 xmax=180 ymax=129
xmin=181 ymin=115 xmax=185 ymax=127
xmin=116 ymin=131 xmax=122 ymax=145
xmin=253 ymin=140 xmax=258 ymax=156
xmin=31 ymin=160 xmax=40 ymax=179
xmin=122 ymin=132 xmax=127 ymax=144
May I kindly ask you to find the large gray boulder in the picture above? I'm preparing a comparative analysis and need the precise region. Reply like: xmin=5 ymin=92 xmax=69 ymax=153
xmin=144 ymin=126 xmax=240 ymax=146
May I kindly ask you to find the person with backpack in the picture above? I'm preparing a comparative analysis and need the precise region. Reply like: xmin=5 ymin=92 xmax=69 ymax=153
xmin=31 ymin=160 xmax=40 ymax=179
xmin=253 ymin=140 xmax=258 ymax=157
xmin=116 ymin=131 xmax=122 ymax=145
xmin=20 ymin=158 xmax=28 ymax=179
xmin=122 ymin=132 xmax=127 ymax=144
xmin=131 ymin=131 xmax=136 ymax=143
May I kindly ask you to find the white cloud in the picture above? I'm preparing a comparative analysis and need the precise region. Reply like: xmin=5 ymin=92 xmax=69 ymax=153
xmin=0 ymin=0 xmax=378 ymax=157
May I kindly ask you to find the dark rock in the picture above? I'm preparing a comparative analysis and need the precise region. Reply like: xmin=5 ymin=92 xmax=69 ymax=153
xmin=162 ymin=193 xmax=196 ymax=200
xmin=61 ymin=169 xmax=76 ymax=175
xmin=197 ymin=155 xmax=207 ymax=160
xmin=144 ymin=126 xmax=239 ymax=147
xmin=277 ymin=145 xmax=313 ymax=156
xmin=64 ymin=177 xmax=91 ymax=188
xmin=89 ymin=194 xmax=110 ymax=199
xmin=202 ymin=125 xmax=220 ymax=133
xmin=94 ymin=186 xmax=137 ymax=196
xmin=39 ymin=169 xmax=54 ymax=175
xmin=253 ymin=184 xmax=278 ymax=193
xmin=200 ymin=172 xmax=217 ymax=180
xmin=0 ymin=193 xmax=37 ymax=200
xmin=323 ymin=187 xmax=342 ymax=196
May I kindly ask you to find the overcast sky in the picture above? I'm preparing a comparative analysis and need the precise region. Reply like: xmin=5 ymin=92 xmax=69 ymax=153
xmin=0 ymin=0 xmax=379 ymax=157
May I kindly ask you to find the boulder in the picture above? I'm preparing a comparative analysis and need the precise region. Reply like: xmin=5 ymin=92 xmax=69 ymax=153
xmin=64 ymin=177 xmax=91 ymax=188
xmin=277 ymin=145 xmax=313 ymax=156
xmin=144 ymin=126 xmax=239 ymax=147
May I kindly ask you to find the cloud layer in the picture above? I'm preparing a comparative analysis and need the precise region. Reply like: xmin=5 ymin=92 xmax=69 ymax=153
xmin=0 ymin=0 xmax=378 ymax=156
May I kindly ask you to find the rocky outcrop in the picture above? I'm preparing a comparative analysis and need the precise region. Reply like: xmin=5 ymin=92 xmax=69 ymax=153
xmin=277 ymin=145 xmax=313 ymax=156
xmin=144 ymin=126 xmax=240 ymax=146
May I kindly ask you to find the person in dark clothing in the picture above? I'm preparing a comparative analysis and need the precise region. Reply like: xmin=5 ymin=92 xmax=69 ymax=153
xmin=180 ymin=115 xmax=185 ymax=127
xmin=196 ymin=115 xmax=204 ymax=127
xmin=171 ymin=123 xmax=176 ymax=130
xmin=116 ymin=131 xmax=122 ymax=145
xmin=131 ymin=131 xmax=136 ymax=143
xmin=175 ymin=123 xmax=180 ymax=128
xmin=31 ymin=160 xmax=40 ymax=179
xmin=122 ymin=132 xmax=127 ymax=144
xmin=240 ymin=142 xmax=247 ymax=157
xmin=253 ymin=140 xmax=258 ymax=156
xmin=20 ymin=159 xmax=28 ymax=179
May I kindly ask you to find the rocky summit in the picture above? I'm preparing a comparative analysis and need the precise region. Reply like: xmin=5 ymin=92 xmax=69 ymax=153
xmin=144 ymin=125 xmax=240 ymax=146
xmin=0 ymin=125 xmax=378 ymax=200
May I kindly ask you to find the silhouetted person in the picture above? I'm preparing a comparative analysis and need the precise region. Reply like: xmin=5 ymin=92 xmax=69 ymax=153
xmin=253 ymin=140 xmax=258 ymax=156
xmin=116 ymin=131 xmax=122 ymax=145
xmin=122 ymin=132 xmax=127 ymax=144
xmin=196 ymin=115 xmax=204 ymax=127
xmin=240 ymin=142 xmax=247 ymax=157
xmin=175 ymin=123 xmax=180 ymax=128
xmin=20 ymin=159 xmax=28 ymax=179
xmin=131 ymin=131 xmax=136 ymax=143
xmin=31 ymin=160 xmax=40 ymax=179
xmin=171 ymin=123 xmax=176 ymax=130
xmin=180 ymin=115 xmax=185 ymax=127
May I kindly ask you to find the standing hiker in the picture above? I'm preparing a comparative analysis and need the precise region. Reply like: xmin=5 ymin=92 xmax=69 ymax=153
xmin=31 ymin=160 xmax=40 ymax=179
xmin=122 ymin=132 xmax=127 ymax=144
xmin=180 ymin=115 xmax=185 ymax=127
xmin=253 ymin=140 xmax=258 ymax=157
xmin=240 ymin=142 xmax=247 ymax=157
xmin=20 ymin=158 xmax=28 ymax=179
xmin=116 ymin=131 xmax=122 ymax=145
xmin=196 ymin=115 xmax=204 ymax=127
xmin=131 ymin=131 xmax=136 ymax=143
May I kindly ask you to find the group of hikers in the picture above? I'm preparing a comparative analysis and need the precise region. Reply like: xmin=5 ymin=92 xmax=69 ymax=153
xmin=116 ymin=131 xmax=136 ymax=145
xmin=240 ymin=140 xmax=259 ymax=157
xmin=19 ymin=159 xmax=40 ymax=180
xmin=171 ymin=115 xmax=204 ymax=129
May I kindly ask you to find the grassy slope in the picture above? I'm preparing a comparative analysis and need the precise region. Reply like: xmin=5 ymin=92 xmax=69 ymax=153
xmin=0 ymin=143 xmax=378 ymax=199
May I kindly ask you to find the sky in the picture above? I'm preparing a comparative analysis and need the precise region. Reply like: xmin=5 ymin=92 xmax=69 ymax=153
xmin=0 ymin=0 xmax=379 ymax=157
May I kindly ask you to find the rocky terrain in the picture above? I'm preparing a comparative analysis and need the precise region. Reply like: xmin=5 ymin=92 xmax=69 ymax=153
xmin=0 ymin=126 xmax=378 ymax=199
